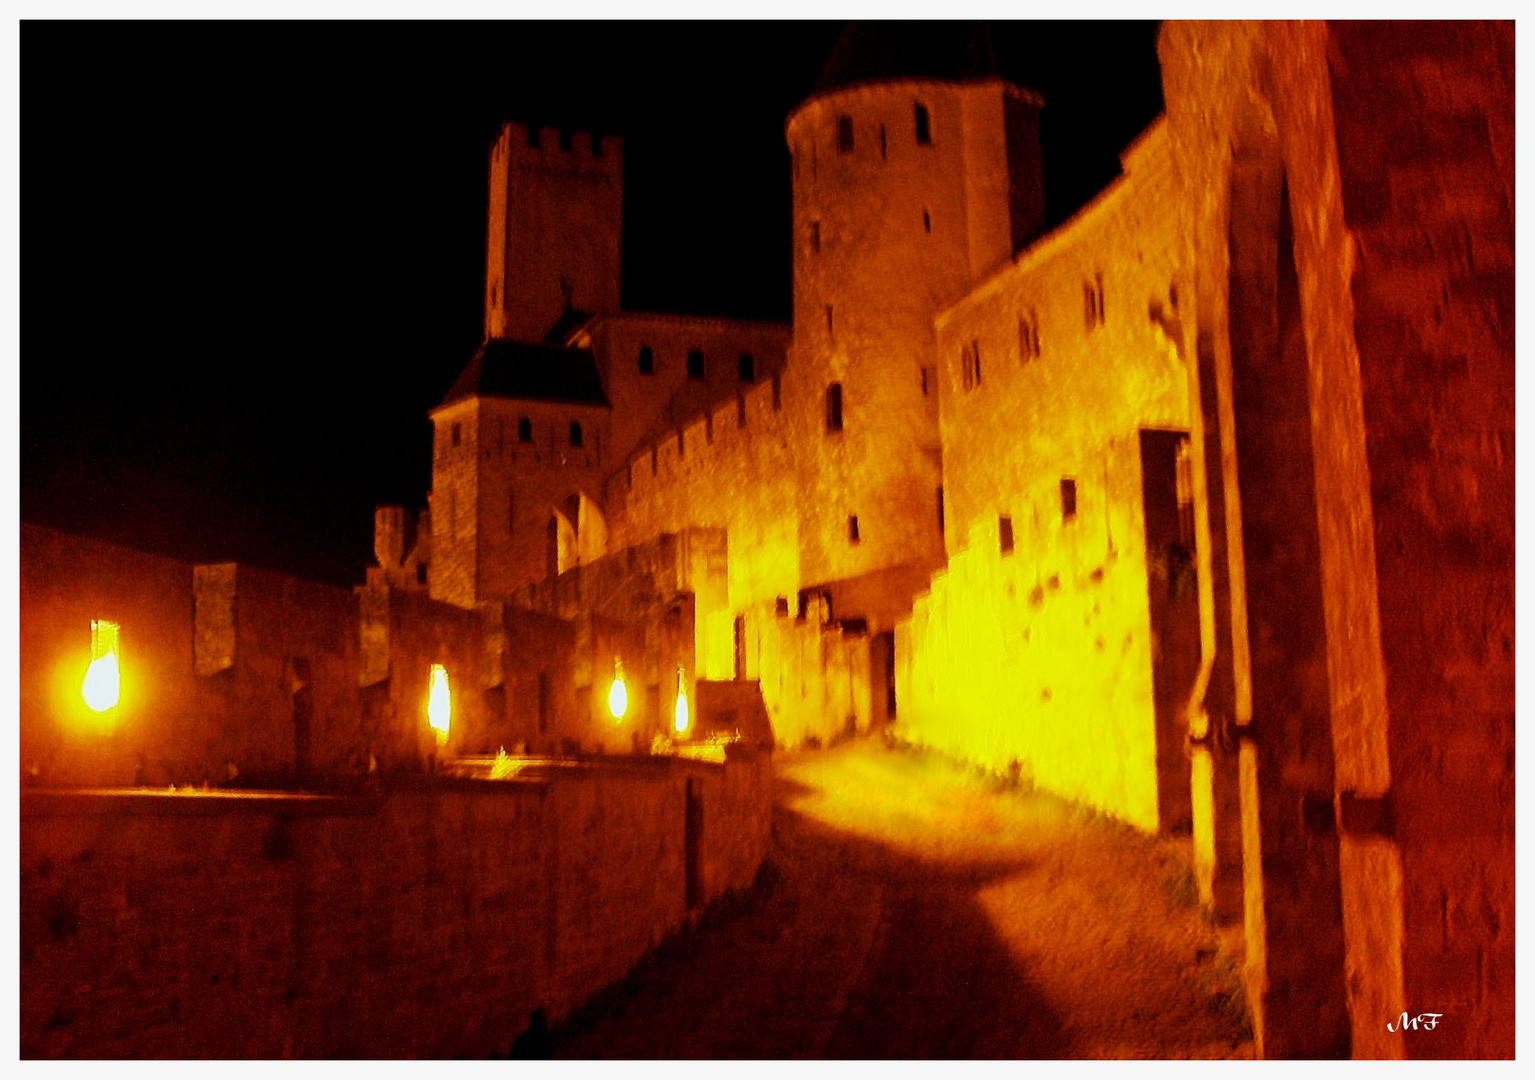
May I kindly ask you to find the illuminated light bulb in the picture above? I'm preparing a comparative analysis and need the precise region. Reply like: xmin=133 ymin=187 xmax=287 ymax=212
xmin=673 ymin=667 xmax=689 ymax=735
xmin=427 ymin=664 xmax=451 ymax=742
xmin=82 ymin=650 xmax=120 ymax=712
xmin=608 ymin=658 xmax=628 ymax=722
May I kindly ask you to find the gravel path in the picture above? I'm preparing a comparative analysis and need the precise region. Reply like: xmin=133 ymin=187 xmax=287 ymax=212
xmin=552 ymin=740 xmax=1253 ymax=1059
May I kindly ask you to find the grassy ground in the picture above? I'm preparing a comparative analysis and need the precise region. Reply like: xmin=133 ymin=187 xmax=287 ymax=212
xmin=551 ymin=739 xmax=1254 ymax=1059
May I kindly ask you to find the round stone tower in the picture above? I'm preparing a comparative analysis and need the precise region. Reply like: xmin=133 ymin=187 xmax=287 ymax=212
xmin=783 ymin=22 xmax=1046 ymax=618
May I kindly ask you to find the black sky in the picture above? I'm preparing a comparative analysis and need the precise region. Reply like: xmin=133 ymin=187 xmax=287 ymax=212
xmin=22 ymin=21 xmax=1163 ymax=587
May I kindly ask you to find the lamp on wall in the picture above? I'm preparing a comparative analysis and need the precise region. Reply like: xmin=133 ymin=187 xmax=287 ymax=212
xmin=608 ymin=658 xmax=628 ymax=721
xmin=674 ymin=666 xmax=690 ymax=736
xmin=81 ymin=619 xmax=121 ymax=714
xmin=427 ymin=664 xmax=451 ymax=745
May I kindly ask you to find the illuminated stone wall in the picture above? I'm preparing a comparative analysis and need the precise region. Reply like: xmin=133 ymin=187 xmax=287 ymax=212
xmin=895 ymin=122 xmax=1190 ymax=833
xmin=576 ymin=312 xmax=790 ymax=482
xmin=20 ymin=524 xmax=580 ymax=787
xmin=1158 ymin=19 xmax=1513 ymax=1059
xmin=782 ymin=78 xmax=1043 ymax=593
xmin=20 ymin=749 xmax=772 ymax=1058
xmin=1324 ymin=21 xmax=1513 ymax=1060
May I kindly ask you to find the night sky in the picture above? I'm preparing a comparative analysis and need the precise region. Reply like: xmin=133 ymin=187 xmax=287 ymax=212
xmin=22 ymin=21 xmax=1163 ymax=587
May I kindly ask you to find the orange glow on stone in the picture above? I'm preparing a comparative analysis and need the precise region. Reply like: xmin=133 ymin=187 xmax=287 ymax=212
xmin=608 ymin=659 xmax=628 ymax=721
xmin=82 ymin=619 xmax=121 ymax=713
xmin=427 ymin=664 xmax=451 ymax=742
xmin=673 ymin=669 xmax=689 ymax=735
xmin=82 ymin=651 xmax=120 ymax=713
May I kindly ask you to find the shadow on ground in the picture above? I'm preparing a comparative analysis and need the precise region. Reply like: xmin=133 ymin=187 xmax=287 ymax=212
xmin=552 ymin=780 xmax=1068 ymax=1057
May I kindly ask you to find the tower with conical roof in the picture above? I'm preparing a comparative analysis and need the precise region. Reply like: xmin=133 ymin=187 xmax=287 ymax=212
xmin=781 ymin=21 xmax=1046 ymax=624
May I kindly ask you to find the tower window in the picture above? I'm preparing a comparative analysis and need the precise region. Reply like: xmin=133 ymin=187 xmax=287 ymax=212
xmin=738 ymin=352 xmax=755 ymax=383
xmin=1085 ymin=273 xmax=1105 ymax=329
xmin=923 ymin=208 xmax=931 ymax=233
xmin=961 ymin=340 xmax=982 ymax=391
xmin=638 ymin=345 xmax=654 ymax=374
xmin=1061 ymin=478 xmax=1078 ymax=523
xmin=999 ymin=515 xmax=1014 ymax=555
xmin=826 ymin=382 xmax=843 ymax=433
xmin=848 ymin=515 xmax=860 ymax=543
xmin=687 ymin=350 xmax=705 ymax=379
xmin=837 ymin=115 xmax=854 ymax=153
xmin=569 ymin=421 xmax=583 ymax=447
xmin=915 ymin=103 xmax=932 ymax=145
xmin=809 ymin=220 xmax=820 ymax=254
xmin=937 ymin=487 xmax=945 ymax=534
xmin=451 ymin=422 xmax=461 ymax=447
xmin=518 ymin=417 xmax=532 ymax=443
xmin=826 ymin=304 xmax=834 ymax=338
xmin=1019 ymin=309 xmax=1041 ymax=360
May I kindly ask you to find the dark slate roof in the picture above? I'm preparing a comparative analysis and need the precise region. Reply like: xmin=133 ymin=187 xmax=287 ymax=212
xmin=814 ymin=21 xmax=1000 ymax=94
xmin=442 ymin=339 xmax=609 ymax=408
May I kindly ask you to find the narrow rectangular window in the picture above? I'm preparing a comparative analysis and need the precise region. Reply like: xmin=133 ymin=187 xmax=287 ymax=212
xmin=1061 ymin=478 xmax=1078 ymax=523
xmin=848 ymin=515 xmax=860 ymax=543
xmin=999 ymin=515 xmax=1014 ymax=555
xmin=937 ymin=487 xmax=945 ymax=534
xmin=837 ymin=115 xmax=854 ymax=153
xmin=826 ymin=382 xmax=843 ymax=433
xmin=826 ymin=304 xmax=834 ymax=338
xmin=687 ymin=349 xmax=705 ymax=380
xmin=1019 ymin=310 xmax=1040 ymax=361
xmin=915 ymin=103 xmax=931 ymax=145
xmin=809 ymin=220 xmax=820 ymax=254
xmin=638 ymin=345 xmax=654 ymax=374
xmin=922 ymin=208 xmax=931 ymax=233
xmin=518 ymin=416 xmax=532 ymax=443
xmin=1085 ymin=274 xmax=1105 ymax=329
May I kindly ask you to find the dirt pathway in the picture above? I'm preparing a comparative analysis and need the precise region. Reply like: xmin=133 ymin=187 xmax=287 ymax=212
xmin=552 ymin=740 xmax=1253 ymax=1059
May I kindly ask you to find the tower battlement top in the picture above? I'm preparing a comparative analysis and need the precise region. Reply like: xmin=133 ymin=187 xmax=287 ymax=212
xmin=494 ymin=121 xmax=624 ymax=166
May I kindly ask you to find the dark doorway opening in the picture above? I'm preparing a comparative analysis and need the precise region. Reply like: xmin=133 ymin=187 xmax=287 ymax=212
xmin=1138 ymin=429 xmax=1197 ymax=833
xmin=870 ymin=631 xmax=896 ymax=727
xmin=537 ymin=670 xmax=551 ymax=738
xmin=685 ymin=778 xmax=704 ymax=911
xmin=733 ymin=614 xmax=747 ymax=680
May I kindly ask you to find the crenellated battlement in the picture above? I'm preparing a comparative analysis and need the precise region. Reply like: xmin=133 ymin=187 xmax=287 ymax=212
xmin=493 ymin=121 xmax=624 ymax=175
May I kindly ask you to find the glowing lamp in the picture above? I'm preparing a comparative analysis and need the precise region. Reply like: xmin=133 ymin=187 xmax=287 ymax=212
xmin=82 ymin=619 xmax=121 ymax=713
xmin=608 ymin=658 xmax=628 ymax=721
xmin=427 ymin=664 xmax=451 ymax=743
xmin=673 ymin=666 xmax=690 ymax=735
